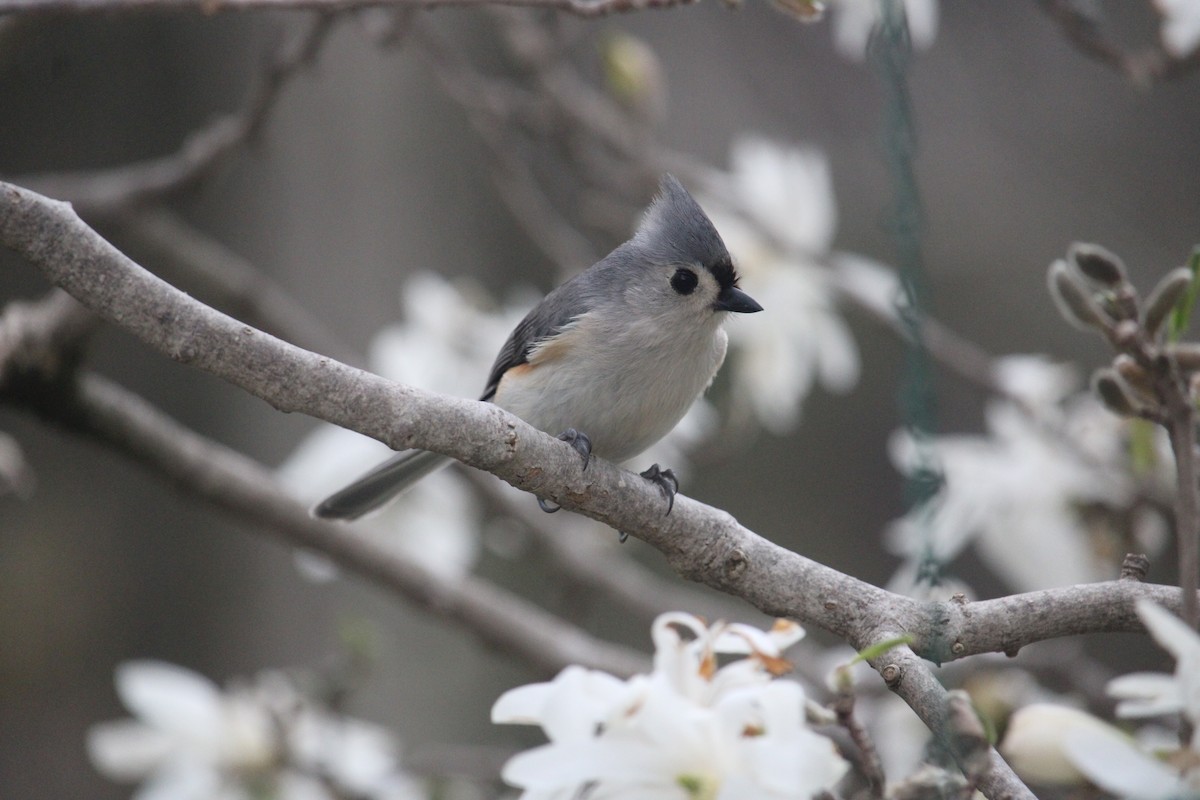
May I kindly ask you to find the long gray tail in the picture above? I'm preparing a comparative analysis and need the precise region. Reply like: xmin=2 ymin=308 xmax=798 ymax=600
xmin=313 ymin=449 xmax=452 ymax=520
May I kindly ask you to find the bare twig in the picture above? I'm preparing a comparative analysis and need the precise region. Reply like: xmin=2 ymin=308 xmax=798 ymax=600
xmin=0 ymin=288 xmax=97 ymax=376
xmin=830 ymin=672 xmax=886 ymax=798
xmin=10 ymin=179 xmax=1200 ymax=798
xmin=409 ymin=19 xmax=602 ymax=271
xmin=1037 ymin=0 xmax=1200 ymax=85
xmin=1165 ymin=376 xmax=1199 ymax=625
xmin=9 ymin=15 xmax=336 ymax=217
xmin=2 ymin=0 xmax=697 ymax=14
xmin=24 ymin=369 xmax=652 ymax=678
xmin=10 ymin=181 xmax=1200 ymax=647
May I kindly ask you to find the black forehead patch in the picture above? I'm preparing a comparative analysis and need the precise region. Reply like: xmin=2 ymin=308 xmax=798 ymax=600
xmin=708 ymin=256 xmax=739 ymax=292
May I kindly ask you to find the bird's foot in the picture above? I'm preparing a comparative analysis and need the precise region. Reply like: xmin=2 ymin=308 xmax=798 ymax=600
xmin=538 ymin=429 xmax=594 ymax=513
xmin=558 ymin=428 xmax=592 ymax=470
xmin=640 ymin=463 xmax=679 ymax=516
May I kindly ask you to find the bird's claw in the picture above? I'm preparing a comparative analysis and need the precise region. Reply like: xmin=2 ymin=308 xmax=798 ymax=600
xmin=640 ymin=463 xmax=679 ymax=516
xmin=538 ymin=429 xmax=593 ymax=513
xmin=558 ymin=428 xmax=592 ymax=471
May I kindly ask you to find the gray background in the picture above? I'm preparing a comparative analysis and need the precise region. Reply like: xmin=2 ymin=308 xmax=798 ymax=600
xmin=1 ymin=2 xmax=1198 ymax=797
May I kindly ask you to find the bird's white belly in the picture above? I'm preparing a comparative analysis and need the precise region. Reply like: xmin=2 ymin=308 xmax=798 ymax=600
xmin=493 ymin=319 xmax=728 ymax=463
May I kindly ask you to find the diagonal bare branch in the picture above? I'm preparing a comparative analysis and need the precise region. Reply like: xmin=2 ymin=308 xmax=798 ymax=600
xmin=1 ymin=0 xmax=698 ymax=16
xmin=8 ymin=178 xmax=1200 ymax=799
xmin=9 ymin=15 xmax=336 ymax=217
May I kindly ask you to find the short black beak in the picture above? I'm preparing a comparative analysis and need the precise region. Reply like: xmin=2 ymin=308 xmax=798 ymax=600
xmin=713 ymin=287 xmax=763 ymax=314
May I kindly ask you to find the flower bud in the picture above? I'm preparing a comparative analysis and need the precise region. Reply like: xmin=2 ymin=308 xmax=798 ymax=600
xmin=1069 ymin=242 xmax=1127 ymax=287
xmin=1113 ymin=354 xmax=1156 ymax=401
xmin=1001 ymin=703 xmax=1124 ymax=786
xmin=1048 ymin=260 xmax=1112 ymax=331
xmin=602 ymin=33 xmax=667 ymax=125
xmin=1142 ymin=266 xmax=1194 ymax=338
xmin=1092 ymin=368 xmax=1138 ymax=417
xmin=1169 ymin=342 xmax=1200 ymax=372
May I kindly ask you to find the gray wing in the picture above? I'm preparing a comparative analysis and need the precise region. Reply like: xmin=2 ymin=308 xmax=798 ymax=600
xmin=480 ymin=275 xmax=596 ymax=401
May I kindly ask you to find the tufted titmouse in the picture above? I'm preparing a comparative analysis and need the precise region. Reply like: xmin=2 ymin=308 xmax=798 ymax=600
xmin=314 ymin=175 xmax=762 ymax=521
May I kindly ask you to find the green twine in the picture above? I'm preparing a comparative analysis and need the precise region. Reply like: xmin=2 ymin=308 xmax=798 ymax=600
xmin=869 ymin=0 xmax=945 ymax=586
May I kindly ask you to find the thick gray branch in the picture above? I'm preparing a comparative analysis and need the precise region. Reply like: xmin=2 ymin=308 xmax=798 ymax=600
xmin=5 ymin=181 xmax=1195 ymax=798
xmin=1 ymin=0 xmax=695 ymax=15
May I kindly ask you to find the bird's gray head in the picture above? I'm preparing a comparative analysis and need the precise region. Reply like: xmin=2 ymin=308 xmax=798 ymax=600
xmin=622 ymin=174 xmax=762 ymax=322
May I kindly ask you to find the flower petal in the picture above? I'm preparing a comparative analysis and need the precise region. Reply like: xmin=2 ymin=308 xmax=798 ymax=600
xmin=115 ymin=661 xmax=223 ymax=738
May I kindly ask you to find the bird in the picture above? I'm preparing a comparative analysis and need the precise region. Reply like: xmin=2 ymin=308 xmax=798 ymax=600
xmin=313 ymin=174 xmax=762 ymax=522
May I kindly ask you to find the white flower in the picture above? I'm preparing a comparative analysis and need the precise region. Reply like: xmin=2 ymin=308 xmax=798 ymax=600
xmin=1000 ymin=703 xmax=1130 ymax=786
xmin=492 ymin=612 xmax=847 ymax=799
xmin=1054 ymin=602 xmax=1200 ymax=798
xmin=87 ymin=661 xmax=422 ymax=800
xmin=277 ymin=273 xmax=530 ymax=580
xmin=1062 ymin=723 xmax=1197 ymax=800
xmin=705 ymin=137 xmax=860 ymax=433
xmin=278 ymin=424 xmax=480 ymax=581
xmin=887 ymin=375 xmax=1171 ymax=593
xmin=1108 ymin=600 xmax=1200 ymax=722
xmin=1158 ymin=0 xmax=1200 ymax=57
xmin=829 ymin=0 xmax=938 ymax=61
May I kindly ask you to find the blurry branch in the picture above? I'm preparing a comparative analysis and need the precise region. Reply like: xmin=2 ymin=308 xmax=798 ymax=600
xmin=407 ymin=12 xmax=705 ymax=275
xmin=114 ymin=208 xmax=362 ymax=367
xmin=75 ymin=373 xmax=652 ymax=677
xmin=8 ymin=15 xmax=335 ymax=218
xmin=467 ymin=467 xmax=752 ymax=625
xmin=14 ymin=182 xmax=1200 ymax=799
xmin=1037 ymin=0 xmax=1200 ymax=85
xmin=0 ymin=287 xmax=97 ymax=376
xmin=831 ymin=269 xmax=1003 ymax=395
xmin=0 ymin=0 xmax=698 ymax=18
xmin=409 ymin=19 xmax=600 ymax=271
xmin=0 ymin=290 xmax=649 ymax=679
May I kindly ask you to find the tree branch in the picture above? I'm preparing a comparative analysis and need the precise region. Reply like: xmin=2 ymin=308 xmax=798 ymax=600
xmin=1036 ymin=0 xmax=1200 ymax=85
xmin=8 ymin=179 xmax=1200 ymax=650
xmin=7 ymin=180 xmax=1197 ymax=798
xmin=8 ymin=15 xmax=335 ymax=217
xmin=0 ymin=0 xmax=696 ymax=16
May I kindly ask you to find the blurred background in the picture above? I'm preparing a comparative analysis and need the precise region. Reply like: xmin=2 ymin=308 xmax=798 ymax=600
xmin=2 ymin=2 xmax=1199 ymax=797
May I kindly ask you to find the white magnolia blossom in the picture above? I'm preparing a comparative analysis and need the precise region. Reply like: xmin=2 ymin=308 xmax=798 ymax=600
xmin=1001 ymin=703 xmax=1130 ymax=787
xmin=887 ymin=355 xmax=1171 ymax=594
xmin=277 ymin=273 xmax=526 ymax=580
xmin=492 ymin=612 xmax=848 ymax=799
xmin=1158 ymin=0 xmax=1200 ymax=57
xmin=705 ymin=137 xmax=861 ymax=433
xmin=829 ymin=0 xmax=939 ymax=61
xmin=1058 ymin=601 xmax=1200 ymax=798
xmin=87 ymin=661 xmax=422 ymax=800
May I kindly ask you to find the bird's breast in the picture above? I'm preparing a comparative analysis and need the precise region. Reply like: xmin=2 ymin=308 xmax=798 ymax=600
xmin=492 ymin=314 xmax=728 ymax=463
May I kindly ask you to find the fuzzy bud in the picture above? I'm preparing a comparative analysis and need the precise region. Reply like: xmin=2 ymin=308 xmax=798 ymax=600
xmin=1167 ymin=342 xmax=1200 ymax=372
xmin=1142 ymin=267 xmax=1194 ymax=338
xmin=1069 ymin=242 xmax=1127 ymax=287
xmin=1048 ymin=260 xmax=1111 ymax=332
xmin=1113 ymin=354 xmax=1156 ymax=401
xmin=1092 ymin=368 xmax=1139 ymax=417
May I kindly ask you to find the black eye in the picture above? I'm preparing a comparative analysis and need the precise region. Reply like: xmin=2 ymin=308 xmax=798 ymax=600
xmin=671 ymin=268 xmax=698 ymax=295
